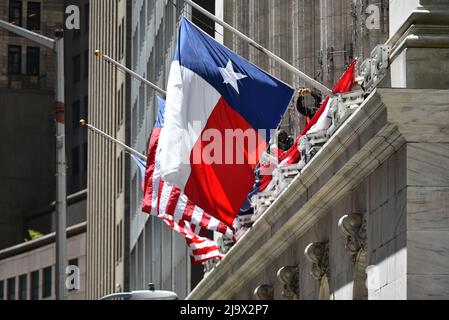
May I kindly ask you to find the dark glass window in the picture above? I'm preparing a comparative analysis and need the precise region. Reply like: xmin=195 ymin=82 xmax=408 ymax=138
xmin=72 ymin=100 xmax=80 ymax=129
xmin=83 ymin=96 xmax=89 ymax=121
xmin=72 ymin=146 xmax=80 ymax=176
xmin=42 ymin=267 xmax=52 ymax=298
xmin=26 ymin=46 xmax=40 ymax=76
xmin=83 ymin=143 xmax=88 ymax=173
xmin=9 ymin=0 xmax=22 ymax=26
xmin=30 ymin=271 xmax=39 ymax=300
xmin=84 ymin=50 xmax=89 ymax=78
xmin=84 ymin=3 xmax=89 ymax=33
xmin=8 ymin=46 xmax=21 ymax=75
xmin=73 ymin=55 xmax=81 ymax=83
xmin=19 ymin=274 xmax=27 ymax=300
xmin=69 ymin=258 xmax=78 ymax=267
xmin=0 ymin=280 xmax=4 ymax=300
xmin=27 ymin=1 xmax=41 ymax=31
xmin=7 ymin=278 xmax=15 ymax=300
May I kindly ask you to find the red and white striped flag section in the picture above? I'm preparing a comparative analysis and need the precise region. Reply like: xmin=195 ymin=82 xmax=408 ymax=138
xmin=138 ymin=97 xmax=235 ymax=264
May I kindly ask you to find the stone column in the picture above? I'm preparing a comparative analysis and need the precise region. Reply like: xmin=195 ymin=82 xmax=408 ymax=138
xmin=388 ymin=0 xmax=449 ymax=89
xmin=389 ymin=1 xmax=449 ymax=298
xmin=379 ymin=88 xmax=449 ymax=299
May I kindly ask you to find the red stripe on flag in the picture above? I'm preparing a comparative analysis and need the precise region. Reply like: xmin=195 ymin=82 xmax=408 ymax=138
xmin=142 ymin=128 xmax=161 ymax=214
xmin=165 ymin=186 xmax=181 ymax=216
xmin=182 ymin=200 xmax=195 ymax=222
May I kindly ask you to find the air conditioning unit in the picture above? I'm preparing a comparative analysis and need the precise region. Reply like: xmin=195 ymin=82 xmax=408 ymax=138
xmin=358 ymin=45 xmax=390 ymax=93
xmin=327 ymin=90 xmax=365 ymax=136
xmin=251 ymin=190 xmax=277 ymax=220
xmin=272 ymin=164 xmax=301 ymax=197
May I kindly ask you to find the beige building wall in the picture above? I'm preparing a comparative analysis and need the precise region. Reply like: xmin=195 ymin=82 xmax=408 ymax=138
xmin=0 ymin=223 xmax=86 ymax=300
xmin=222 ymin=0 xmax=389 ymax=137
xmin=0 ymin=0 xmax=64 ymax=250
xmin=87 ymin=0 xmax=127 ymax=299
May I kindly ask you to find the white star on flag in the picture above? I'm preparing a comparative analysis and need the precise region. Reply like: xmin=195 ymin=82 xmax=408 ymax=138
xmin=219 ymin=60 xmax=247 ymax=94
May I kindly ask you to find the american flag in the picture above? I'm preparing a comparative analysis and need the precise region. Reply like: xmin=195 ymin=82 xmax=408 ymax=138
xmin=136 ymin=97 xmax=235 ymax=264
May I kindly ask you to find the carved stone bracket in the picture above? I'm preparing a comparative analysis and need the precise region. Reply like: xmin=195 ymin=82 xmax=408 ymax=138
xmin=338 ymin=213 xmax=367 ymax=262
xmin=277 ymin=266 xmax=299 ymax=300
xmin=304 ymin=241 xmax=329 ymax=281
xmin=254 ymin=284 xmax=274 ymax=300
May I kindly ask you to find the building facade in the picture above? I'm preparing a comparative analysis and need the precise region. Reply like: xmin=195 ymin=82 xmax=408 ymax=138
xmin=87 ymin=0 xmax=126 ymax=299
xmin=0 ymin=0 xmax=63 ymax=249
xmin=0 ymin=0 xmax=88 ymax=300
xmin=0 ymin=222 xmax=86 ymax=300
xmin=64 ymin=0 xmax=90 ymax=195
xmin=87 ymin=0 xmax=217 ymax=300
xmin=188 ymin=0 xmax=449 ymax=300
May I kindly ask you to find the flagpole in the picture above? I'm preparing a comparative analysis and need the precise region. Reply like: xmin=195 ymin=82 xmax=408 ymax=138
xmin=94 ymin=50 xmax=167 ymax=97
xmin=80 ymin=120 xmax=147 ymax=161
xmin=184 ymin=0 xmax=333 ymax=97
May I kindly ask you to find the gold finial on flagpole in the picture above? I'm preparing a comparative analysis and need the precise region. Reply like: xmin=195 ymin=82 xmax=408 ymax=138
xmin=94 ymin=49 xmax=102 ymax=57
xmin=79 ymin=119 xmax=86 ymax=126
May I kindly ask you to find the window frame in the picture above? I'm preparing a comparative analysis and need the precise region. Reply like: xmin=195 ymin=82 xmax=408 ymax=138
xmin=30 ymin=270 xmax=39 ymax=300
xmin=42 ymin=266 xmax=52 ymax=298
xmin=26 ymin=46 xmax=40 ymax=76
xmin=26 ymin=1 xmax=41 ymax=31
xmin=8 ymin=45 xmax=22 ymax=75
xmin=9 ymin=0 xmax=22 ymax=27
xmin=19 ymin=274 xmax=27 ymax=300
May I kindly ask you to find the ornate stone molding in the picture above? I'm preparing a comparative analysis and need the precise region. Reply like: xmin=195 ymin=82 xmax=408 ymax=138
xmin=338 ymin=213 xmax=366 ymax=262
xmin=304 ymin=241 xmax=329 ymax=281
xmin=186 ymin=89 xmax=416 ymax=300
xmin=276 ymin=266 xmax=299 ymax=300
xmin=254 ymin=285 xmax=274 ymax=300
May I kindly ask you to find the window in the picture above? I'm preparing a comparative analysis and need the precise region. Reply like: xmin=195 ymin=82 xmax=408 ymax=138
xmin=73 ymin=55 xmax=81 ymax=83
xmin=132 ymin=30 xmax=138 ymax=69
xmin=27 ymin=1 xmax=41 ymax=31
xmin=26 ymin=47 xmax=40 ymax=76
xmin=9 ymin=0 xmax=22 ymax=26
xmin=83 ymin=143 xmax=88 ymax=174
xmin=7 ymin=278 xmax=16 ymax=300
xmin=72 ymin=100 xmax=80 ymax=129
xmin=84 ymin=3 xmax=89 ymax=33
xmin=42 ymin=266 xmax=52 ymax=298
xmin=116 ymin=221 xmax=122 ymax=263
xmin=139 ymin=4 xmax=145 ymax=50
xmin=84 ymin=50 xmax=89 ymax=78
xmin=83 ymin=96 xmax=89 ymax=121
xmin=8 ymin=46 xmax=21 ymax=75
xmin=117 ymin=152 xmax=123 ymax=196
xmin=19 ymin=274 xmax=27 ymax=300
xmin=116 ymin=86 xmax=122 ymax=127
xmin=72 ymin=146 xmax=80 ymax=176
xmin=139 ymin=83 xmax=145 ymax=127
xmin=0 ymin=280 xmax=4 ymax=300
xmin=132 ymin=101 xmax=137 ymax=141
xmin=30 ymin=271 xmax=39 ymax=300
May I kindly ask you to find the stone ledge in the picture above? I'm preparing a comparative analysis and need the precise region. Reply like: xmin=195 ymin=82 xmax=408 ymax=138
xmin=187 ymin=89 xmax=447 ymax=300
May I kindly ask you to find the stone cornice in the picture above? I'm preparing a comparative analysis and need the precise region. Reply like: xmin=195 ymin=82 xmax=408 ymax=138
xmin=187 ymin=89 xmax=414 ymax=300
xmin=386 ymin=9 xmax=449 ymax=50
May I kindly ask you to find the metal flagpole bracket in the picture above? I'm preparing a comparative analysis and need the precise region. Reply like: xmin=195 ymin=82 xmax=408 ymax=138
xmin=94 ymin=49 xmax=167 ymax=97
xmin=80 ymin=119 xmax=147 ymax=162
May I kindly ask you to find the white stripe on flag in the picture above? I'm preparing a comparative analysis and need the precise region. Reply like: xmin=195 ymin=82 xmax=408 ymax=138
xmin=159 ymin=183 xmax=173 ymax=216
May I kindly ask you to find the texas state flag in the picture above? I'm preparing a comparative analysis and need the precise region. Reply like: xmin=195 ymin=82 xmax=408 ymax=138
xmin=159 ymin=18 xmax=294 ymax=229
